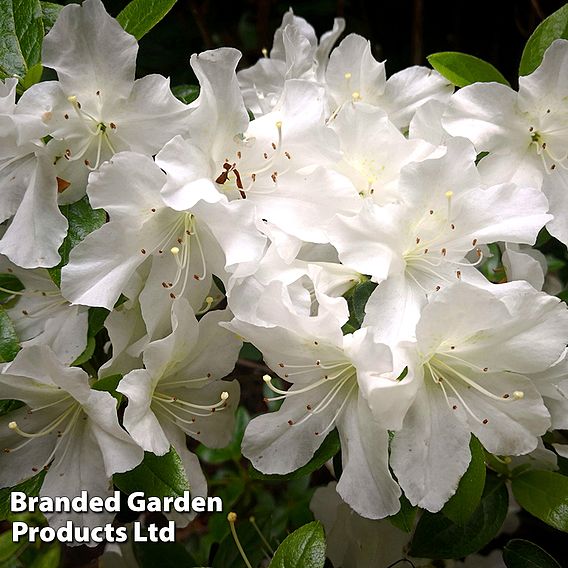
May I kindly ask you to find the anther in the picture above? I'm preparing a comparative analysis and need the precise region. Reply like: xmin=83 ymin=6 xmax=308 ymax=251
xmin=170 ymin=246 xmax=180 ymax=255
xmin=344 ymin=72 xmax=352 ymax=79
xmin=351 ymin=91 xmax=361 ymax=101
xmin=512 ymin=391 xmax=524 ymax=400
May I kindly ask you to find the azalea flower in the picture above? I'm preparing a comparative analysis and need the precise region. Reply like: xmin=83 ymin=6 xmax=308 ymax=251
xmin=237 ymin=9 xmax=345 ymax=117
xmin=0 ymin=345 xmax=143 ymax=534
xmin=224 ymin=285 xmax=401 ymax=519
xmin=61 ymin=151 xmax=266 ymax=338
xmin=15 ymin=0 xmax=190 ymax=203
xmin=385 ymin=282 xmax=568 ymax=511
xmin=328 ymin=138 xmax=550 ymax=343
xmin=157 ymin=48 xmax=358 ymax=258
xmin=443 ymin=39 xmax=568 ymax=245
xmin=0 ymin=79 xmax=66 ymax=268
xmin=0 ymin=257 xmax=88 ymax=364
xmin=326 ymin=33 xmax=453 ymax=130
xmin=117 ymin=299 xmax=241 ymax=521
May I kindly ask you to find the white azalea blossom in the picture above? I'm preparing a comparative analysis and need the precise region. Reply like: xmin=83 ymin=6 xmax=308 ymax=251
xmin=15 ymin=0 xmax=190 ymax=203
xmin=443 ymin=39 xmax=568 ymax=245
xmin=0 ymin=258 xmax=88 ymax=364
xmin=237 ymin=9 xmax=345 ymax=117
xmin=0 ymin=346 xmax=143 ymax=535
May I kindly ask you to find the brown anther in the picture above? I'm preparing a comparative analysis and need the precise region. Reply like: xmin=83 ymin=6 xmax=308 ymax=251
xmin=316 ymin=360 xmax=321 ymax=366
xmin=472 ymin=238 xmax=477 ymax=246
xmin=161 ymin=282 xmax=168 ymax=288
xmin=279 ymin=363 xmax=285 ymax=368
xmin=151 ymin=208 xmax=156 ymax=212
xmin=77 ymin=102 xmax=81 ymax=109
xmin=271 ymin=142 xmax=277 ymax=150
xmin=542 ymin=142 xmax=547 ymax=149
xmin=193 ymin=274 xmax=200 ymax=280
xmin=237 ymin=151 xmax=242 ymax=159
xmin=158 ymin=250 xmax=163 ymax=254
xmin=416 ymin=237 xmax=421 ymax=244
xmin=284 ymin=374 xmax=289 ymax=378
xmin=64 ymin=114 xmax=69 ymax=119
xmin=207 ymin=373 xmax=211 ymax=377
xmin=251 ymin=173 xmax=256 ymax=182
xmin=450 ymin=345 xmax=455 ymax=350
xmin=32 ymin=467 xmax=38 ymax=472
xmin=84 ymin=159 xmax=90 ymax=166
xmin=22 ymin=310 xmax=29 ymax=315
xmin=452 ymin=405 xmax=457 ymax=410
xmin=429 ymin=209 xmax=434 ymax=215
xmin=57 ymin=177 xmax=71 ymax=193
xmin=483 ymin=367 xmax=488 ymax=372
xmin=177 ymin=237 xmax=182 ymax=244
xmin=96 ymin=90 xmax=100 ymax=95
xmin=435 ymin=285 xmax=441 ymax=291
xmin=482 ymin=419 xmax=488 ymax=424
xmin=552 ymin=164 xmax=556 ymax=170
xmin=314 ymin=341 xmax=319 ymax=345
xmin=287 ymin=420 xmax=294 ymax=426
xmin=306 ymin=405 xmax=312 ymax=410
xmin=450 ymin=223 xmax=455 ymax=230
xmin=529 ymin=126 xmax=534 ymax=132
xmin=271 ymin=172 xmax=277 ymax=183
xmin=284 ymin=151 xmax=291 ymax=159
xmin=456 ymin=270 xmax=461 ymax=279
xmin=169 ymin=292 xmax=176 ymax=299
xmin=424 ymin=248 xmax=429 ymax=254
xmin=263 ymin=152 xmax=268 ymax=159
xmin=110 ymin=122 xmax=116 ymax=129
xmin=441 ymin=248 xmax=447 ymax=256
xmin=547 ymin=109 xmax=551 ymax=114
xmin=140 ymin=249 xmax=146 ymax=254
xmin=503 ymin=394 xmax=510 ymax=399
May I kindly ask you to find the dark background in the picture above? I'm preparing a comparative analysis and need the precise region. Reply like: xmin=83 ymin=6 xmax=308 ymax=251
xmin=97 ymin=0 xmax=567 ymax=88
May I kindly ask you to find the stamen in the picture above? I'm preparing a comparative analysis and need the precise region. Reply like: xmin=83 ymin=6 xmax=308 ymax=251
xmin=228 ymin=513 xmax=253 ymax=568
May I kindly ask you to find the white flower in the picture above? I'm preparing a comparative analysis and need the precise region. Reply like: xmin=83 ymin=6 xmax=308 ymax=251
xmin=0 ymin=79 xmax=67 ymax=268
xmin=326 ymin=33 xmax=453 ymax=130
xmin=61 ymin=151 xmax=266 ymax=338
xmin=237 ymin=9 xmax=345 ymax=117
xmin=16 ymin=0 xmax=189 ymax=203
xmin=0 ymin=346 xmax=143 ymax=535
xmin=157 ymin=48 xmax=358 ymax=255
xmin=388 ymin=281 xmax=567 ymax=512
xmin=0 ymin=258 xmax=88 ymax=364
xmin=117 ymin=299 xmax=241 ymax=521
xmin=443 ymin=39 xmax=568 ymax=245
xmin=328 ymin=138 xmax=551 ymax=343
xmin=224 ymin=288 xmax=401 ymax=519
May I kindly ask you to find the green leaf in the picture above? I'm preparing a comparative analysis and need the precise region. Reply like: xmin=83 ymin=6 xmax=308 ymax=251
xmin=0 ymin=0 xmax=44 ymax=84
xmin=0 ymin=273 xmax=24 ymax=303
xmin=0 ymin=399 xmax=24 ymax=417
xmin=348 ymin=280 xmax=377 ymax=327
xmin=40 ymin=1 xmax=62 ymax=33
xmin=0 ymin=530 xmax=27 ymax=563
xmin=409 ymin=475 xmax=508 ymax=558
xmin=520 ymin=5 xmax=568 ymax=76
xmin=91 ymin=373 xmax=123 ymax=405
xmin=0 ymin=470 xmax=46 ymax=521
xmin=116 ymin=0 xmax=177 ymax=40
xmin=503 ymin=539 xmax=561 ymax=568
xmin=113 ymin=447 xmax=190 ymax=499
xmin=269 ymin=521 xmax=326 ymax=568
xmin=249 ymin=429 xmax=340 ymax=481
xmin=87 ymin=306 xmax=110 ymax=337
xmin=239 ymin=341 xmax=262 ymax=362
xmin=70 ymin=335 xmax=95 ymax=366
xmin=29 ymin=544 xmax=61 ymax=568
xmin=512 ymin=470 xmax=568 ymax=532
xmin=0 ymin=306 xmax=20 ymax=362
xmin=427 ymin=52 xmax=509 ymax=87
xmin=388 ymin=494 xmax=417 ymax=533
xmin=442 ymin=436 xmax=486 ymax=525
xmin=48 ymin=196 xmax=106 ymax=286
xmin=172 ymin=84 xmax=199 ymax=104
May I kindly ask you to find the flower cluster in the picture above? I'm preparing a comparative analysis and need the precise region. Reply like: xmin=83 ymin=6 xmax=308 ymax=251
xmin=0 ymin=0 xmax=567 ymax=555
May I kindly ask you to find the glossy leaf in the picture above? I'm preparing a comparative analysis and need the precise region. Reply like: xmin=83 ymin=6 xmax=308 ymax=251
xmin=172 ymin=84 xmax=199 ymax=104
xmin=520 ymin=4 xmax=568 ymax=76
xmin=442 ymin=436 xmax=486 ymax=525
xmin=0 ymin=306 xmax=20 ymax=362
xmin=0 ymin=470 xmax=46 ymax=521
xmin=114 ymin=447 xmax=190 ymax=500
xmin=269 ymin=521 xmax=326 ymax=568
xmin=0 ymin=0 xmax=44 ymax=83
xmin=117 ymin=0 xmax=177 ymax=40
xmin=388 ymin=494 xmax=417 ymax=533
xmin=40 ymin=1 xmax=62 ymax=33
xmin=410 ymin=475 xmax=508 ymax=558
xmin=428 ymin=51 xmax=510 ymax=87
xmin=0 ymin=273 xmax=24 ymax=303
xmin=48 ymin=196 xmax=106 ymax=286
xmin=512 ymin=470 xmax=568 ymax=532
xmin=503 ymin=539 xmax=561 ymax=568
